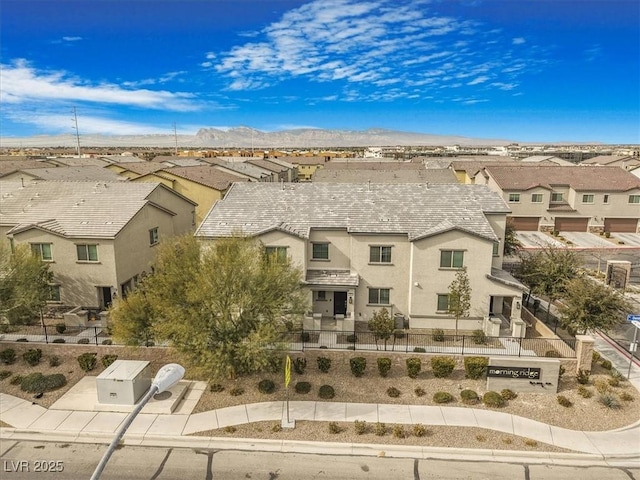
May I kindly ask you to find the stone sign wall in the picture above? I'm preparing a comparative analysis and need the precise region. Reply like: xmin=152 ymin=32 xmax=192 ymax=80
xmin=487 ymin=357 xmax=560 ymax=394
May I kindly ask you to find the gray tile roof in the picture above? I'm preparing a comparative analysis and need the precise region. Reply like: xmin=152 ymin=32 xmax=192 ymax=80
xmin=305 ymin=269 xmax=360 ymax=287
xmin=0 ymin=181 xmax=172 ymax=238
xmin=16 ymin=166 xmax=126 ymax=182
xmin=195 ymin=183 xmax=509 ymax=242
xmin=324 ymin=161 xmax=423 ymax=171
xmin=312 ymin=168 xmax=458 ymax=184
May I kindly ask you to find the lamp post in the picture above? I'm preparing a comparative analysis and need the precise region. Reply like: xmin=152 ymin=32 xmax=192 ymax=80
xmin=89 ymin=363 xmax=185 ymax=480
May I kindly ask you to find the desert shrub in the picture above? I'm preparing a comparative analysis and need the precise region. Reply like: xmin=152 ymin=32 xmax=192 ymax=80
xmin=524 ymin=439 xmax=538 ymax=447
xmin=577 ymin=386 xmax=592 ymax=398
xmin=0 ymin=370 xmax=12 ymax=381
xmin=406 ymin=357 xmax=421 ymax=378
xmin=557 ymin=395 xmax=572 ymax=407
xmin=433 ymin=391 xmax=453 ymax=404
xmin=374 ymin=422 xmax=386 ymax=436
xmin=0 ymin=348 xmax=16 ymax=365
xmin=608 ymin=377 xmax=620 ymax=388
xmin=592 ymin=351 xmax=601 ymax=363
xmin=301 ymin=332 xmax=310 ymax=342
xmin=52 ymin=338 xmax=66 ymax=344
xmin=414 ymin=386 xmax=426 ymax=397
xmin=464 ymin=356 xmax=488 ymax=379
xmin=318 ymin=384 xmax=335 ymax=399
xmin=10 ymin=375 xmax=23 ymax=385
xmin=611 ymin=369 xmax=625 ymax=382
xmin=20 ymin=372 xmax=67 ymax=392
xmin=476 ymin=434 xmax=486 ymax=442
xmin=55 ymin=323 xmax=66 ymax=334
xmin=223 ymin=426 xmax=237 ymax=434
xmin=229 ymin=387 xmax=244 ymax=396
xmin=77 ymin=352 xmax=97 ymax=372
xmin=413 ymin=347 xmax=426 ymax=353
xmin=594 ymin=379 xmax=610 ymax=394
xmin=433 ymin=328 xmax=445 ymax=342
xmin=328 ymin=422 xmax=342 ymax=434
xmin=354 ymin=420 xmax=368 ymax=435
xmin=620 ymin=392 xmax=634 ymax=402
xmin=319 ymin=345 xmax=328 ymax=349
xmin=501 ymin=389 xmax=518 ymax=401
xmin=293 ymin=357 xmax=307 ymax=374
xmin=598 ymin=393 xmax=621 ymax=410
xmin=430 ymin=356 xmax=456 ymax=378
xmin=392 ymin=425 xmax=406 ymax=439
xmin=483 ymin=391 xmax=506 ymax=408
xmin=472 ymin=329 xmax=486 ymax=345
xmin=460 ymin=389 xmax=479 ymax=405
xmin=377 ymin=357 xmax=392 ymax=377
xmin=101 ymin=354 xmax=118 ymax=368
xmin=413 ymin=424 xmax=428 ymax=437
xmin=209 ymin=383 xmax=224 ymax=393
xmin=502 ymin=437 xmax=513 ymax=445
xmin=576 ymin=369 xmax=590 ymax=385
xmin=48 ymin=356 xmax=61 ymax=367
xmin=77 ymin=338 xmax=90 ymax=345
xmin=22 ymin=348 xmax=42 ymax=366
xmin=317 ymin=356 xmax=332 ymax=373
xmin=295 ymin=381 xmax=311 ymax=394
xmin=387 ymin=387 xmax=401 ymax=398
xmin=349 ymin=357 xmax=367 ymax=377
xmin=559 ymin=365 xmax=566 ymax=378
xmin=16 ymin=338 xmax=28 ymax=342
xmin=544 ymin=350 xmax=561 ymax=358
xmin=600 ymin=359 xmax=612 ymax=370
xmin=346 ymin=334 xmax=357 ymax=343
xmin=101 ymin=339 xmax=113 ymax=345
xmin=258 ymin=379 xmax=276 ymax=394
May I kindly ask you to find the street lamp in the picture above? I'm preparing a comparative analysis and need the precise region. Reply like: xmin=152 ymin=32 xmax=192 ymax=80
xmin=90 ymin=363 xmax=185 ymax=480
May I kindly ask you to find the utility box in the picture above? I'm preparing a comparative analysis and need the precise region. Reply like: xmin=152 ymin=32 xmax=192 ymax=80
xmin=96 ymin=360 xmax=151 ymax=405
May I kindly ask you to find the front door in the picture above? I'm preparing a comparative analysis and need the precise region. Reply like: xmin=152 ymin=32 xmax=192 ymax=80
xmin=333 ymin=291 xmax=347 ymax=316
xmin=99 ymin=287 xmax=113 ymax=309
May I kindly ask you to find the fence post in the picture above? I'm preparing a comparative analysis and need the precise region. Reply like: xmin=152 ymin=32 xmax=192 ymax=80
xmin=461 ymin=335 xmax=465 ymax=356
xmin=44 ymin=325 xmax=49 ymax=344
xmin=405 ymin=332 xmax=409 ymax=353
xmin=518 ymin=337 xmax=522 ymax=357
xmin=94 ymin=327 xmax=99 ymax=346
xmin=354 ymin=328 xmax=357 ymax=351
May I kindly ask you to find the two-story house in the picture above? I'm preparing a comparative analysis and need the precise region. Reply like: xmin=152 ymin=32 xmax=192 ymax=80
xmin=195 ymin=183 xmax=526 ymax=333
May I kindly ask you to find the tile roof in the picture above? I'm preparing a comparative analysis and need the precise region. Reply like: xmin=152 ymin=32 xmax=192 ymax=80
xmin=0 ymin=181 xmax=173 ymax=238
xmin=247 ymin=158 xmax=290 ymax=173
xmin=115 ymin=162 xmax=166 ymax=175
xmin=47 ymin=157 xmax=112 ymax=167
xmin=305 ymin=269 xmax=360 ymax=287
xmin=207 ymin=160 xmax=274 ymax=179
xmin=16 ymin=166 xmax=126 ymax=182
xmin=0 ymin=160 xmax=56 ymax=176
xmin=272 ymin=156 xmax=330 ymax=166
xmin=581 ymin=155 xmax=634 ymax=165
xmin=195 ymin=182 xmax=508 ymax=242
xmin=484 ymin=165 xmax=640 ymax=192
xmin=323 ymin=161 xmax=423 ymax=171
xmin=158 ymin=165 xmax=248 ymax=190
xmin=312 ymin=168 xmax=458 ymax=184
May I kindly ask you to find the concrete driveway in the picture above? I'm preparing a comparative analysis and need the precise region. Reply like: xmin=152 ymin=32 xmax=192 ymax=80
xmin=610 ymin=233 xmax=640 ymax=247
xmin=559 ymin=232 xmax=614 ymax=249
xmin=516 ymin=231 xmax=565 ymax=248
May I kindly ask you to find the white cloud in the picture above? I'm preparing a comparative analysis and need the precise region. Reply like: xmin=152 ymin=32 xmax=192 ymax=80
xmin=512 ymin=37 xmax=526 ymax=45
xmin=62 ymin=36 xmax=83 ymax=42
xmin=467 ymin=76 xmax=489 ymax=85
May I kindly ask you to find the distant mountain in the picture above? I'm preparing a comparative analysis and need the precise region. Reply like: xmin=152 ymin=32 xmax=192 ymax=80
xmin=0 ymin=127 xmax=513 ymax=148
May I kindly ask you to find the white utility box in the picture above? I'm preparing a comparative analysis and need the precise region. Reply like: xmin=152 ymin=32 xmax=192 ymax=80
xmin=96 ymin=360 xmax=151 ymax=405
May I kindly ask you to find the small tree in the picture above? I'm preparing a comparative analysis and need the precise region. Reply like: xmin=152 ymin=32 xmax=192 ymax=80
xmin=367 ymin=307 xmax=395 ymax=351
xmin=503 ymin=218 xmax=522 ymax=256
xmin=448 ymin=267 xmax=471 ymax=335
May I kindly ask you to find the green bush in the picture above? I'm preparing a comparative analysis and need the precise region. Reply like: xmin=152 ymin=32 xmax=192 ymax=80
xmin=592 ymin=351 xmax=601 ymax=363
xmin=77 ymin=338 xmax=90 ymax=345
xmin=101 ymin=339 xmax=113 ymax=345
xmin=413 ymin=347 xmax=426 ymax=353
xmin=318 ymin=384 xmax=335 ymax=399
xmin=49 ymin=356 xmax=61 ymax=367
xmin=392 ymin=425 xmax=406 ymax=439
xmin=328 ymin=422 xmax=342 ymax=434
xmin=576 ymin=369 xmax=590 ymax=385
xmin=16 ymin=338 xmax=28 ymax=342
xmin=354 ymin=420 xmax=367 ymax=435
xmin=559 ymin=365 xmax=566 ymax=378
xmin=55 ymin=323 xmax=67 ymax=334
xmin=464 ymin=356 xmax=488 ymax=379
xmin=608 ymin=377 xmax=620 ymax=388
xmin=301 ymin=331 xmax=310 ymax=342
xmin=433 ymin=328 xmax=445 ymax=342
xmin=295 ymin=381 xmax=311 ymax=394
xmin=460 ymin=389 xmax=479 ymax=405
xmin=10 ymin=375 xmax=23 ymax=385
xmin=430 ymin=356 xmax=456 ymax=378
xmin=210 ymin=383 xmax=224 ymax=393
xmin=374 ymin=422 xmax=386 ymax=436
xmin=20 ymin=372 xmax=67 ymax=392
xmin=52 ymin=338 xmax=66 ymax=344
xmin=413 ymin=424 xmax=428 ymax=437
xmin=0 ymin=348 xmax=16 ymax=365
xmin=544 ymin=350 xmax=561 ymax=358
xmin=406 ymin=357 xmax=421 ymax=378
xmin=23 ymin=348 xmax=42 ymax=367
xmin=229 ymin=387 xmax=244 ymax=396
xmin=293 ymin=357 xmax=307 ymax=374
xmin=0 ymin=370 xmax=12 ymax=381
xmin=317 ymin=356 xmax=332 ymax=373
xmin=600 ymin=359 xmax=612 ymax=370
xmin=77 ymin=352 xmax=97 ymax=372
xmin=482 ymin=391 xmax=506 ymax=408
xmin=433 ymin=391 xmax=453 ymax=404
xmin=500 ymin=389 xmax=518 ymax=401
xmin=620 ymin=392 xmax=634 ymax=402
xmin=556 ymin=395 xmax=572 ymax=407
xmin=346 ymin=334 xmax=357 ymax=343
xmin=386 ymin=387 xmax=401 ymax=398
xmin=598 ymin=393 xmax=621 ymax=409
xmin=101 ymin=354 xmax=118 ymax=368
xmin=472 ymin=329 xmax=487 ymax=345
xmin=258 ymin=379 xmax=276 ymax=394
xmin=377 ymin=357 xmax=392 ymax=377
xmin=577 ymin=386 xmax=592 ymax=398
xmin=349 ymin=357 xmax=367 ymax=377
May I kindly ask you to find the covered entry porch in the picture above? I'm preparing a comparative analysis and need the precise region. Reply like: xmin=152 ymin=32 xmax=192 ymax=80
xmin=485 ymin=268 xmax=528 ymax=338
xmin=304 ymin=269 xmax=359 ymax=331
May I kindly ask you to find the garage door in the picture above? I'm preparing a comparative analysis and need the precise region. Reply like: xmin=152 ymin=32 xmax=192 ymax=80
xmin=604 ymin=218 xmax=638 ymax=233
xmin=509 ymin=217 xmax=539 ymax=231
xmin=554 ymin=217 xmax=589 ymax=232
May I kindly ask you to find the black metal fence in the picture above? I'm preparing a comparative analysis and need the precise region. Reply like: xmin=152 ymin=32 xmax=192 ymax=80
xmin=0 ymin=325 xmax=112 ymax=346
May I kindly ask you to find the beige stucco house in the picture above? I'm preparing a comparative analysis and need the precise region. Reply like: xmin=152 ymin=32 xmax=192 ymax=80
xmin=0 ymin=181 xmax=196 ymax=310
xmin=195 ymin=183 xmax=526 ymax=334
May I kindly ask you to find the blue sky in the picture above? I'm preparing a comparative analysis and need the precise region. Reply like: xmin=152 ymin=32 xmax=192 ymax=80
xmin=1 ymin=0 xmax=638 ymax=143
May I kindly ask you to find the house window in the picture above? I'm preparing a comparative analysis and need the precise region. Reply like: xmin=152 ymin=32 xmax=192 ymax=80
xmin=531 ymin=193 xmax=543 ymax=203
xmin=437 ymin=294 xmax=450 ymax=312
xmin=317 ymin=290 xmax=326 ymax=300
xmin=603 ymin=194 xmax=609 ymax=204
xmin=48 ymin=285 xmax=61 ymax=302
xmin=76 ymin=244 xmax=98 ymax=262
xmin=149 ymin=227 xmax=159 ymax=245
xmin=492 ymin=241 xmax=500 ymax=256
xmin=369 ymin=245 xmax=392 ymax=263
xmin=508 ymin=193 xmax=520 ymax=203
xmin=582 ymin=194 xmax=594 ymax=204
xmin=629 ymin=195 xmax=640 ymax=204
xmin=31 ymin=243 xmax=53 ymax=261
xmin=440 ymin=250 xmax=464 ymax=268
xmin=265 ymin=246 xmax=287 ymax=263
xmin=368 ymin=288 xmax=390 ymax=305
xmin=551 ymin=192 xmax=563 ymax=202
xmin=312 ymin=243 xmax=329 ymax=260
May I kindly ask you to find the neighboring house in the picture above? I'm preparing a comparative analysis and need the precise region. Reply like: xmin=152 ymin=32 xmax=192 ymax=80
xmin=0 ymin=166 xmax=127 ymax=184
xmin=195 ymin=183 xmax=526 ymax=332
xmin=475 ymin=165 xmax=640 ymax=233
xmin=275 ymin=156 xmax=331 ymax=181
xmin=580 ymin=155 xmax=640 ymax=170
xmin=105 ymin=161 xmax=166 ymax=180
xmin=521 ymin=156 xmax=575 ymax=166
xmin=45 ymin=157 xmax=113 ymax=168
xmin=451 ymin=160 xmax=558 ymax=184
xmin=247 ymin=158 xmax=297 ymax=182
xmin=0 ymin=181 xmax=196 ymax=309
xmin=0 ymin=159 xmax=56 ymax=177
xmin=207 ymin=158 xmax=276 ymax=182
xmin=150 ymin=156 xmax=209 ymax=167
xmin=630 ymin=165 xmax=640 ymax=180
xmin=311 ymin=168 xmax=458 ymax=184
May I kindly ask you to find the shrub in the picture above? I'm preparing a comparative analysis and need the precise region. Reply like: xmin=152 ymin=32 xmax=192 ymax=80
xmin=592 ymin=351 xmax=601 ymax=363
xmin=258 ymin=379 xmax=276 ymax=394
xmin=354 ymin=420 xmax=367 ymax=435
xmin=271 ymin=424 xmax=282 ymax=433
xmin=500 ymin=389 xmax=518 ymax=401
xmin=346 ymin=334 xmax=357 ymax=343
xmin=374 ymin=422 xmax=386 ymax=436
xmin=433 ymin=391 xmax=453 ymax=404
xmin=0 ymin=370 xmax=12 ymax=381
xmin=377 ymin=357 xmax=392 ymax=377
xmin=576 ymin=369 xmax=590 ymax=385
xmin=608 ymin=377 xmax=620 ymax=388
xmin=433 ymin=328 xmax=445 ymax=342
xmin=472 ymin=329 xmax=487 ymax=345
xmin=20 ymin=373 xmax=67 ymax=392
xmin=600 ymin=359 xmax=612 ymax=370
xmin=611 ymin=369 xmax=625 ymax=382
xmin=22 ymin=348 xmax=42 ymax=367
xmin=464 ymin=356 xmax=488 ymax=380
xmin=295 ymin=381 xmax=311 ymax=394
xmin=413 ymin=347 xmax=426 ymax=353
xmin=317 ymin=356 xmax=332 ymax=373
xmin=101 ymin=354 xmax=118 ymax=368
xmin=557 ymin=395 xmax=572 ymax=407
xmin=16 ymin=338 xmax=28 ymax=342
xmin=229 ymin=387 xmax=244 ymax=396
xmin=49 ymin=356 xmax=61 ymax=367
xmin=0 ymin=348 xmax=16 ymax=365
xmin=55 ymin=323 xmax=67 ymax=334
xmin=598 ymin=393 xmax=621 ymax=410
xmin=210 ymin=383 xmax=224 ymax=393
xmin=524 ymin=439 xmax=538 ymax=447
xmin=460 ymin=389 xmax=479 ymax=405
xmin=52 ymin=338 xmax=66 ymax=344
xmin=301 ymin=332 xmax=310 ymax=342
xmin=349 ymin=357 xmax=367 ymax=377
xmin=620 ymin=392 xmax=634 ymax=402
xmin=414 ymin=386 xmax=426 ymax=397
xmin=483 ymin=391 xmax=506 ymax=408
xmin=293 ymin=357 xmax=307 ymax=375
xmin=318 ymin=384 xmax=335 ymax=399
xmin=392 ymin=425 xmax=406 ymax=439
xmin=77 ymin=352 xmax=97 ymax=372
xmin=387 ymin=387 xmax=401 ymax=398
xmin=430 ymin=356 xmax=456 ymax=378
xmin=406 ymin=357 xmax=421 ymax=378
xmin=412 ymin=424 xmax=428 ymax=437
xmin=544 ymin=350 xmax=561 ymax=358
xmin=77 ymin=338 xmax=90 ymax=345
xmin=559 ymin=365 xmax=566 ymax=378
xmin=594 ymin=379 xmax=610 ymax=394
xmin=577 ymin=386 xmax=592 ymax=398
xmin=328 ymin=422 xmax=342 ymax=434
xmin=10 ymin=375 xmax=23 ymax=386
xmin=101 ymin=339 xmax=113 ymax=345
xmin=223 ymin=426 xmax=237 ymax=434
xmin=475 ymin=434 xmax=486 ymax=442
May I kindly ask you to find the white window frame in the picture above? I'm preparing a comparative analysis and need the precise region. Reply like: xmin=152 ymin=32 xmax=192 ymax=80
xmin=149 ymin=227 xmax=159 ymax=246
xmin=629 ymin=195 xmax=640 ymax=204
xmin=531 ymin=193 xmax=543 ymax=203
xmin=368 ymin=288 xmax=390 ymax=305
xmin=508 ymin=193 xmax=520 ymax=203
xmin=440 ymin=250 xmax=464 ymax=269
xmin=311 ymin=242 xmax=329 ymax=260
xmin=437 ymin=294 xmax=450 ymax=312
xmin=582 ymin=194 xmax=594 ymax=204
xmin=551 ymin=192 xmax=563 ymax=202
xmin=76 ymin=244 xmax=98 ymax=262
xmin=369 ymin=245 xmax=392 ymax=264
xmin=31 ymin=243 xmax=53 ymax=261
